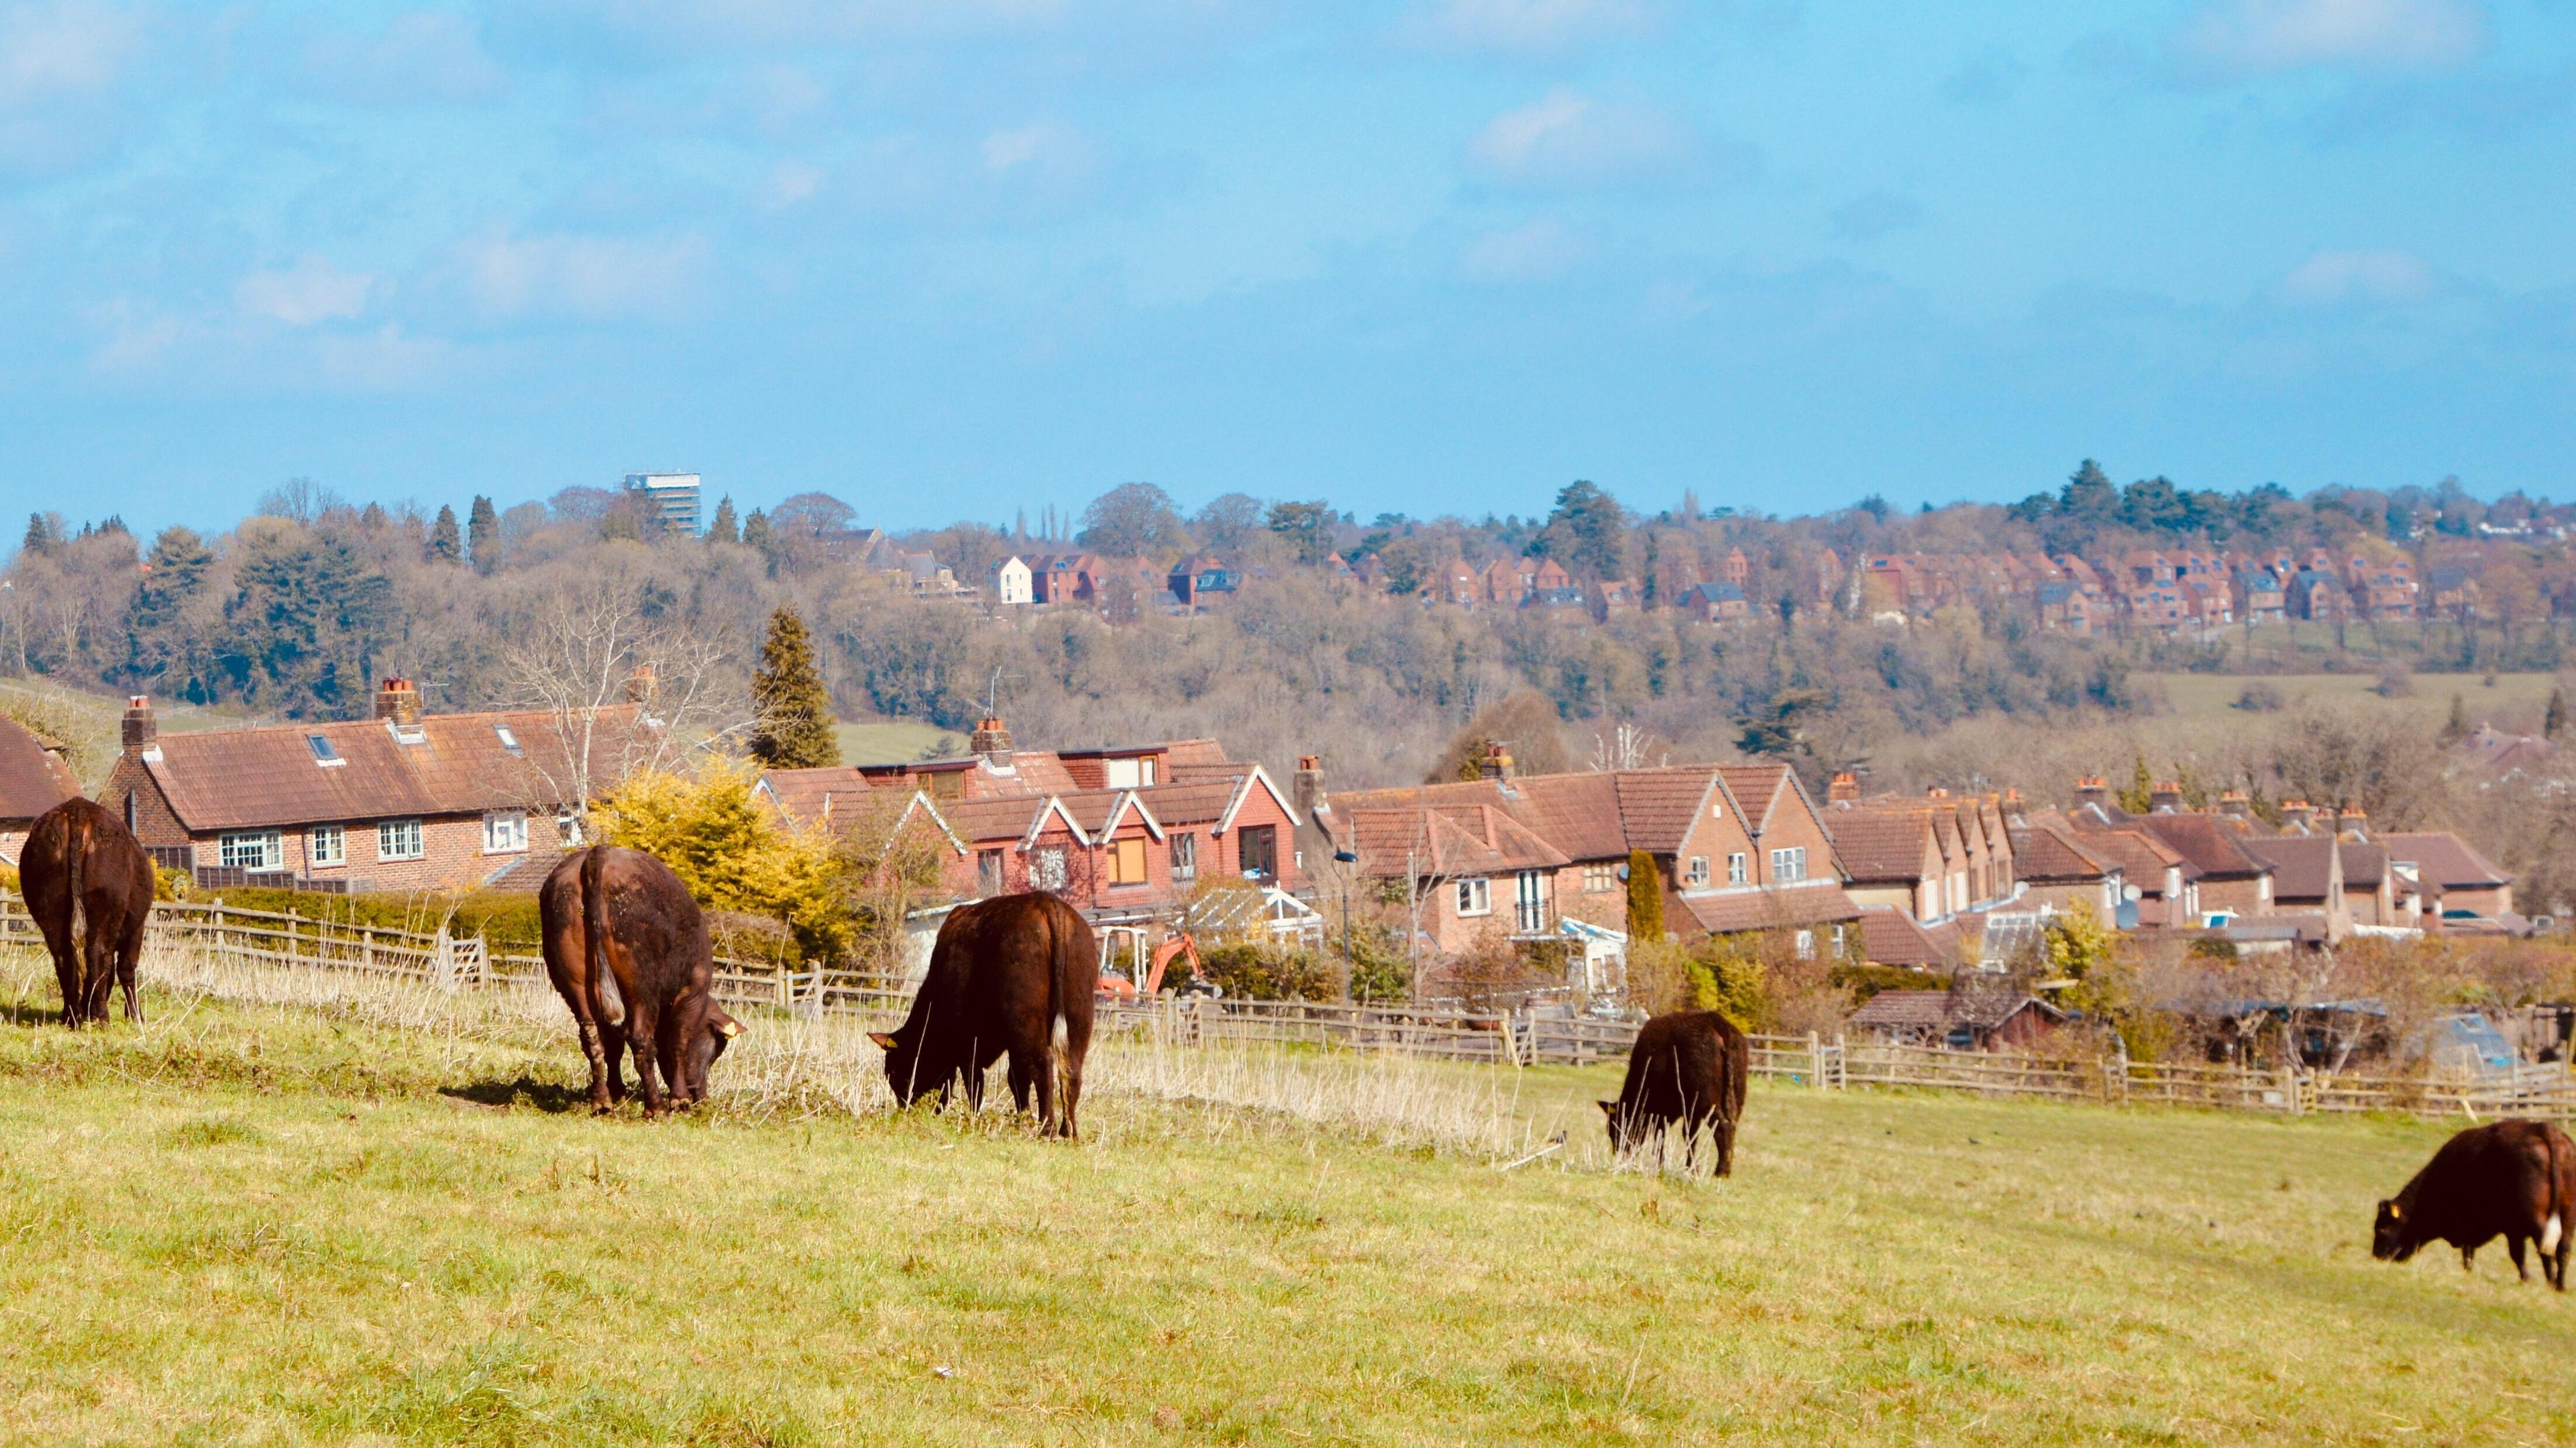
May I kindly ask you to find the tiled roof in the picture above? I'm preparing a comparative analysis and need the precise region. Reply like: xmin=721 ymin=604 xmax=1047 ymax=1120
xmin=1510 ymin=766 xmax=1720 ymax=858
xmin=2380 ymin=832 xmax=2512 ymax=889
xmin=2341 ymin=842 xmax=2388 ymax=887
xmin=1674 ymin=881 xmax=1862 ymax=934
xmin=2071 ymin=826 xmax=2198 ymax=886
xmin=940 ymin=795 xmax=1065 ymax=846
xmin=1335 ymin=804 xmax=1571 ymax=877
xmin=1848 ymin=989 xmax=1951 ymax=1028
xmin=0 ymin=715 xmax=78 ymax=824
xmin=2133 ymin=814 xmax=2270 ymax=879
xmin=1827 ymin=806 xmax=1937 ymax=883
xmin=1856 ymin=908 xmax=1962 ymax=968
xmin=758 ymin=765 xmax=873 ymax=826
xmin=2009 ymin=823 xmax=2109 ymax=883
xmin=2239 ymin=836 xmax=2336 ymax=901
xmin=141 ymin=706 xmax=655 ymax=834
xmin=1715 ymin=765 xmax=1794 ymax=828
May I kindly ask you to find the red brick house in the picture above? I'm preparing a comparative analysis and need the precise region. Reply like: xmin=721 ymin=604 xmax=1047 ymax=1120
xmin=101 ymin=681 xmax=659 ymax=893
xmin=0 ymin=714 xmax=80 ymax=865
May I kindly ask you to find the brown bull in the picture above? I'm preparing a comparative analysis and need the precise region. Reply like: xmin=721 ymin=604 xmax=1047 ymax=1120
xmin=1602 ymin=1009 xmax=1752 ymax=1176
xmin=870 ymin=891 xmax=1094 ymax=1139
xmin=2375 ymin=1118 xmax=2574 ymax=1290
xmin=539 ymin=846 xmax=741 ymax=1115
xmin=18 ymin=797 xmax=155 ymax=1028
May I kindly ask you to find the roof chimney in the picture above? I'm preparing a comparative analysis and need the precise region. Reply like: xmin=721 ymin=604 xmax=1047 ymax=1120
xmin=2217 ymin=790 xmax=2249 ymax=818
xmin=1925 ymin=785 xmax=1950 ymax=800
xmin=970 ymin=716 xmax=1015 ymax=769
xmin=2074 ymin=775 xmax=2108 ymax=811
xmin=121 ymin=695 xmax=156 ymax=755
xmin=2000 ymin=787 xmax=2025 ymax=823
xmin=1293 ymin=754 xmax=1327 ymax=820
xmin=1477 ymin=741 xmax=1513 ymax=782
xmin=2281 ymin=799 xmax=2314 ymax=833
xmin=2338 ymin=806 xmax=2368 ymax=840
xmin=625 ymin=664 xmax=657 ymax=706
xmin=1828 ymin=771 xmax=1859 ymax=805
xmin=2149 ymin=780 xmax=2182 ymax=814
xmin=374 ymin=677 xmax=422 ymax=726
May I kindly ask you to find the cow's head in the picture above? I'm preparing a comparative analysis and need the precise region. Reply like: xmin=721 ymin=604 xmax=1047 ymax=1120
xmin=1599 ymin=1098 xmax=1631 ymax=1153
xmin=2372 ymin=1198 xmax=2416 ymax=1262
xmin=871 ymin=1027 xmax=931 ymax=1105
xmin=683 ymin=1005 xmax=743 ymax=1103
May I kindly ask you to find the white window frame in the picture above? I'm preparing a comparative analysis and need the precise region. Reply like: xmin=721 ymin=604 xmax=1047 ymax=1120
xmin=1684 ymin=855 xmax=1710 ymax=887
xmin=1727 ymin=852 xmax=1748 ymax=885
xmin=1794 ymin=929 xmax=1816 ymax=960
xmin=1170 ymin=832 xmax=1197 ymax=883
xmin=377 ymin=818 xmax=425 ymax=862
xmin=1030 ymin=846 xmax=1068 ymax=891
xmin=309 ymin=824 xmax=345 ymax=868
xmin=1514 ymin=870 xmax=1546 ymax=934
xmin=1584 ymin=861 xmax=1617 ymax=893
xmin=220 ymin=829 xmax=281 ymax=871
xmin=482 ymin=810 xmax=528 ymax=855
xmin=1770 ymin=846 xmax=1807 ymax=883
xmin=1455 ymin=877 xmax=1492 ymax=917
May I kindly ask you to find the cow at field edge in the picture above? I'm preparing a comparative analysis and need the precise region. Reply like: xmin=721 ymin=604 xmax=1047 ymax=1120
xmin=1601 ymin=1009 xmax=1752 ymax=1176
xmin=539 ymin=846 xmax=741 ymax=1115
xmin=18 ymin=797 xmax=155 ymax=1028
xmin=2374 ymin=1118 xmax=2573 ymax=1290
xmin=870 ymin=891 xmax=1094 ymax=1139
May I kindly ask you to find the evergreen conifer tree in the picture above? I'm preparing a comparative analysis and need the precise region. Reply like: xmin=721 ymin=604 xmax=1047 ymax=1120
xmin=467 ymin=496 xmax=500 ymax=574
xmin=429 ymin=505 xmax=464 ymax=563
xmin=749 ymin=607 xmax=841 ymax=769
xmin=1624 ymin=849 xmax=1664 ymax=942
xmin=21 ymin=512 xmax=57 ymax=557
xmin=2547 ymin=687 xmax=2568 ymax=740
xmin=2440 ymin=693 xmax=2469 ymax=743
xmin=741 ymin=508 xmax=774 ymax=556
xmin=707 ymin=496 xmax=739 ymax=545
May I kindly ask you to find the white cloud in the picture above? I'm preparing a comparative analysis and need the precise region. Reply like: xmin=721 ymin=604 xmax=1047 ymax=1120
xmin=1466 ymin=88 xmax=1713 ymax=190
xmin=982 ymin=119 xmax=1087 ymax=172
xmin=0 ymin=0 xmax=142 ymax=99
xmin=1460 ymin=219 xmax=1592 ymax=282
xmin=2280 ymin=247 xmax=2437 ymax=305
xmin=2174 ymin=0 xmax=2489 ymax=78
xmin=235 ymin=256 xmax=379 ymax=327
xmin=301 ymin=11 xmax=504 ymax=106
xmin=1401 ymin=0 xmax=1663 ymax=55
xmin=458 ymin=229 xmax=706 ymax=322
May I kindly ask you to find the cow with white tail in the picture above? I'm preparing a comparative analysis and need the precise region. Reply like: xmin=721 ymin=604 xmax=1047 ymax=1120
xmin=871 ymin=890 xmax=1094 ymax=1139
xmin=2373 ymin=1119 xmax=2575 ymax=1292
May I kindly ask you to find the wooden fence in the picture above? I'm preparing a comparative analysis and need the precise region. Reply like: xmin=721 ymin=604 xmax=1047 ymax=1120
xmin=3 ymin=891 xmax=2567 ymax=1121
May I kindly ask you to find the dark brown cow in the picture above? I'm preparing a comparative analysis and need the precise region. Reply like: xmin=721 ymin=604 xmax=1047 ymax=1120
xmin=18 ymin=797 xmax=156 ymax=1028
xmin=869 ymin=891 xmax=1094 ymax=1139
xmin=2374 ymin=1118 xmax=2573 ymax=1290
xmin=1601 ymin=1009 xmax=1752 ymax=1176
xmin=539 ymin=846 xmax=741 ymax=1116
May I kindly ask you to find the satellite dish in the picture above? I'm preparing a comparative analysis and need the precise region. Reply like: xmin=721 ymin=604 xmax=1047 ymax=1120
xmin=2123 ymin=884 xmax=2143 ymax=902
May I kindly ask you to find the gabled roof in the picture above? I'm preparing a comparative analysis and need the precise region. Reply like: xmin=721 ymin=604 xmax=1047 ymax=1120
xmin=2379 ymin=832 xmax=2512 ymax=890
xmin=1828 ymin=806 xmax=1941 ymax=884
xmin=2009 ymin=822 xmax=2112 ymax=884
xmin=2068 ymin=826 xmax=2197 ymax=887
xmin=1058 ymin=788 xmax=1165 ymax=842
xmin=1334 ymin=803 xmax=1571 ymax=877
xmin=941 ymin=794 xmax=1089 ymax=850
xmin=2131 ymin=814 xmax=2270 ymax=880
xmin=1855 ymin=908 xmax=1964 ymax=969
xmin=0 ymin=714 xmax=78 ymax=824
xmin=140 ymin=706 xmax=657 ymax=833
xmin=1674 ymin=880 xmax=1862 ymax=934
xmin=1510 ymin=766 xmax=1723 ymax=860
xmin=2238 ymin=836 xmax=2337 ymax=901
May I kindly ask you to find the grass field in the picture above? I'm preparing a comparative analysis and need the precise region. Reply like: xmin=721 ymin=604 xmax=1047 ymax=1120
xmin=0 ymin=952 xmax=2569 ymax=1445
xmin=834 ymin=718 xmax=962 ymax=765
xmin=2141 ymin=670 xmax=2559 ymax=729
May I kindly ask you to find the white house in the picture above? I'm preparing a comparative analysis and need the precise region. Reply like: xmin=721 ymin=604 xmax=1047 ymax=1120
xmin=990 ymin=556 xmax=1034 ymax=606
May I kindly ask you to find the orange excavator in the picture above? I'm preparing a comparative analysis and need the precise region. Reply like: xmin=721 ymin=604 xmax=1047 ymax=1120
xmin=1096 ymin=928 xmax=1220 ymax=1003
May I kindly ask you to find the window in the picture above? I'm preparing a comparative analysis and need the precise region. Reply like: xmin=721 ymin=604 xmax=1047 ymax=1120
xmin=482 ymin=810 xmax=528 ymax=854
xmin=1684 ymin=855 xmax=1710 ymax=887
xmin=377 ymin=818 xmax=425 ymax=861
xmin=310 ymin=824 xmax=345 ymax=867
xmin=1455 ymin=877 xmax=1492 ymax=917
xmin=1515 ymin=871 xmax=1546 ymax=934
xmin=123 ymin=792 xmax=136 ymax=832
xmin=1583 ymin=861 xmax=1617 ymax=893
xmin=1030 ymin=847 xmax=1068 ymax=891
xmin=1794 ymin=929 xmax=1816 ymax=960
xmin=306 ymin=734 xmax=343 ymax=767
xmin=977 ymin=849 xmax=1004 ymax=895
xmin=220 ymin=830 xmax=280 ymax=871
xmin=1109 ymin=837 xmax=1148 ymax=886
xmin=492 ymin=723 xmax=523 ymax=755
xmin=1770 ymin=846 xmax=1808 ymax=883
xmin=1238 ymin=824 xmax=1277 ymax=881
xmin=1727 ymin=853 xmax=1749 ymax=885
xmin=1171 ymin=833 xmax=1197 ymax=883
xmin=1104 ymin=756 xmax=1159 ymax=789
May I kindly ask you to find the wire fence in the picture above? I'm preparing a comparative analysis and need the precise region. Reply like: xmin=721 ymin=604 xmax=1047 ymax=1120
xmin=4 ymin=890 xmax=2568 ymax=1121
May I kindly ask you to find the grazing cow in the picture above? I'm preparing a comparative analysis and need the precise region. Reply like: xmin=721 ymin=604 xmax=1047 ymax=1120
xmin=1601 ymin=1009 xmax=1752 ymax=1176
xmin=869 ymin=891 xmax=1094 ymax=1139
xmin=539 ymin=846 xmax=741 ymax=1116
xmin=2374 ymin=1118 xmax=2573 ymax=1290
xmin=17 ymin=797 xmax=155 ymax=1029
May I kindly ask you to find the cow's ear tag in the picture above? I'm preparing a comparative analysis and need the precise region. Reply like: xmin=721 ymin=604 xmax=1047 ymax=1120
xmin=869 ymin=1032 xmax=899 ymax=1050
xmin=718 ymin=1018 xmax=743 ymax=1038
xmin=1597 ymin=1099 xmax=1617 ymax=1117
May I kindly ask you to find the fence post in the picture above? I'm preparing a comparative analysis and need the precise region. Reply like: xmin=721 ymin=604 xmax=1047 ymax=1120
xmin=776 ymin=966 xmax=792 ymax=1011
xmin=1807 ymin=1032 xmax=1824 ymax=1091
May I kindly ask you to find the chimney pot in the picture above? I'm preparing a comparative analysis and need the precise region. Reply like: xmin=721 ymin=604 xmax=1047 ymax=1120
xmin=970 ymin=715 xmax=1016 ymax=769
xmin=625 ymin=665 xmax=657 ymax=705
xmin=1828 ymin=771 xmax=1859 ymax=804
xmin=374 ymin=677 xmax=423 ymax=726
xmin=1477 ymin=742 xmax=1513 ymax=782
xmin=2149 ymin=780 xmax=2182 ymax=812
xmin=1293 ymin=755 xmax=1327 ymax=819
xmin=2218 ymin=791 xmax=2249 ymax=818
xmin=121 ymin=695 xmax=156 ymax=753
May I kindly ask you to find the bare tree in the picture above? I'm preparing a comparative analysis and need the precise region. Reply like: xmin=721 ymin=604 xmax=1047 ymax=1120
xmin=498 ymin=575 xmax=750 ymax=834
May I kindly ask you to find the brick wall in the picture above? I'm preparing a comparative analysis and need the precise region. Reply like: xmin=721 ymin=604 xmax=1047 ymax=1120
xmin=179 ymin=811 xmax=532 ymax=893
xmin=102 ymin=757 xmax=189 ymax=848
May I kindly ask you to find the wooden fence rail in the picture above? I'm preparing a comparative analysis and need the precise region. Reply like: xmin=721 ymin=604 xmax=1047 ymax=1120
xmin=3 ymin=891 xmax=2567 ymax=1121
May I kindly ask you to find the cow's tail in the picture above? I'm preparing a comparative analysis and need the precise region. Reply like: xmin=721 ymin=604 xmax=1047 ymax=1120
xmin=1049 ymin=901 xmax=1078 ymax=1129
xmin=63 ymin=811 xmax=89 ymax=973
xmin=582 ymin=846 xmax=624 ymax=1027
xmin=2546 ymin=1127 xmax=2567 ymax=1256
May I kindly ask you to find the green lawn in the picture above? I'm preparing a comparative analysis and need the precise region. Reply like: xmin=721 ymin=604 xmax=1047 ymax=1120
xmin=834 ymin=718 xmax=961 ymax=765
xmin=0 ymin=960 xmax=2568 ymax=1445
xmin=2143 ymin=669 xmax=2559 ymax=729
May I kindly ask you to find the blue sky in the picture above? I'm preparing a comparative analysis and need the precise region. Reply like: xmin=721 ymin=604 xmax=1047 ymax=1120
xmin=1 ymin=0 xmax=2571 ymax=535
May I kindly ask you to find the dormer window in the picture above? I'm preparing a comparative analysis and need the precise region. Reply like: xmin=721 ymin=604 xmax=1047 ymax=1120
xmin=307 ymin=734 xmax=344 ymax=767
xmin=386 ymin=717 xmax=426 ymax=746
xmin=493 ymin=723 xmax=523 ymax=755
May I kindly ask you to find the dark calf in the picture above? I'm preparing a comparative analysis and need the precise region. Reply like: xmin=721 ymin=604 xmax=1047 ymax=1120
xmin=1601 ymin=1009 xmax=1752 ymax=1177
xmin=871 ymin=891 xmax=1095 ymax=1139
xmin=539 ymin=846 xmax=740 ymax=1115
xmin=2373 ymin=1118 xmax=2572 ymax=1290
xmin=17 ymin=797 xmax=155 ymax=1028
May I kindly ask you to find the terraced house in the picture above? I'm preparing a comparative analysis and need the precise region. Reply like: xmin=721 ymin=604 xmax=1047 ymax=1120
xmin=101 ymin=681 xmax=660 ymax=893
